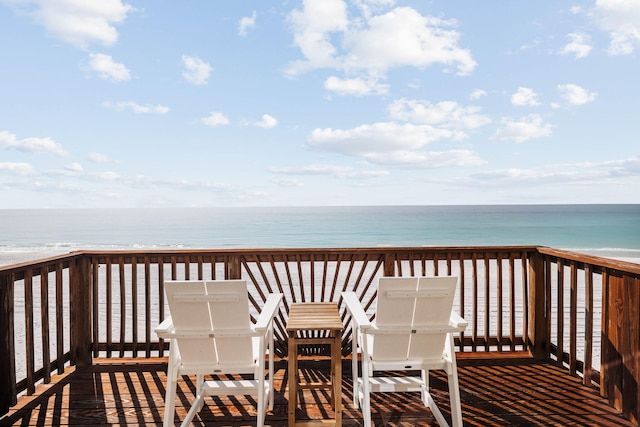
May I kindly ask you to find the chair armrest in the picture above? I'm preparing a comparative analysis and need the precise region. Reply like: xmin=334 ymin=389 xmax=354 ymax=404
xmin=254 ymin=293 xmax=283 ymax=332
xmin=342 ymin=292 xmax=371 ymax=329
xmin=449 ymin=312 xmax=468 ymax=330
xmin=155 ymin=316 xmax=174 ymax=338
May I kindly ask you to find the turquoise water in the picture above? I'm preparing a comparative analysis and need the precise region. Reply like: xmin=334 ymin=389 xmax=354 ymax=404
xmin=1 ymin=204 xmax=639 ymax=257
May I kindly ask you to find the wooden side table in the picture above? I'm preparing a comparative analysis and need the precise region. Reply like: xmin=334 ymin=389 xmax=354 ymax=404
xmin=287 ymin=302 xmax=343 ymax=426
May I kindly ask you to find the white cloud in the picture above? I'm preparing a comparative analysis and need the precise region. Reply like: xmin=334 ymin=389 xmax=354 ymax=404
xmin=0 ymin=162 xmax=34 ymax=176
xmin=181 ymin=55 xmax=212 ymax=85
xmin=388 ymin=99 xmax=491 ymax=131
xmin=286 ymin=2 xmax=476 ymax=84
xmin=490 ymin=114 xmax=553 ymax=143
xmin=238 ymin=10 xmax=257 ymax=36
xmin=269 ymin=164 xmax=389 ymax=179
xmin=7 ymin=0 xmax=133 ymax=49
xmin=559 ymin=32 xmax=592 ymax=59
xmin=201 ymin=112 xmax=230 ymax=127
xmin=307 ymin=122 xmax=484 ymax=168
xmin=469 ymin=89 xmax=487 ymax=100
xmin=88 ymin=53 xmax=131 ymax=81
xmin=65 ymin=162 xmax=84 ymax=172
xmin=286 ymin=0 xmax=349 ymax=75
xmin=511 ymin=87 xmax=540 ymax=107
xmin=273 ymin=178 xmax=305 ymax=187
xmin=592 ymin=0 xmax=640 ymax=55
xmin=0 ymin=130 xmax=69 ymax=156
xmin=342 ymin=7 xmax=476 ymax=75
xmin=557 ymin=83 xmax=597 ymax=105
xmin=103 ymin=101 xmax=169 ymax=114
xmin=87 ymin=152 xmax=112 ymax=163
xmin=324 ymin=75 xmax=389 ymax=96
xmin=254 ymin=114 xmax=278 ymax=129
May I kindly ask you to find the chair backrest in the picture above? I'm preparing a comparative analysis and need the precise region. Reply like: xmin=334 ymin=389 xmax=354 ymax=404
xmin=164 ymin=280 xmax=254 ymax=368
xmin=372 ymin=276 xmax=458 ymax=361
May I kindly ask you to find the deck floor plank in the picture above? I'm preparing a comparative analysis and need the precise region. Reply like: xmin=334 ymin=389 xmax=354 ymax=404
xmin=1 ymin=355 xmax=635 ymax=426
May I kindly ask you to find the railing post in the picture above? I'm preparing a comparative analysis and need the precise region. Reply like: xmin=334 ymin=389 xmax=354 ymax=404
xmin=0 ymin=273 xmax=17 ymax=416
xmin=383 ymin=253 xmax=395 ymax=277
xmin=528 ymin=251 xmax=547 ymax=359
xmin=227 ymin=255 xmax=241 ymax=280
xmin=70 ymin=255 xmax=93 ymax=368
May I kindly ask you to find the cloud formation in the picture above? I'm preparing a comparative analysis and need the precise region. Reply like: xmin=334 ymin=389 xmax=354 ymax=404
xmin=7 ymin=0 xmax=133 ymax=49
xmin=0 ymin=131 xmax=68 ymax=156
xmin=238 ymin=10 xmax=257 ymax=36
xmin=557 ymin=83 xmax=597 ymax=106
xmin=592 ymin=0 xmax=640 ymax=55
xmin=201 ymin=112 xmax=230 ymax=127
xmin=0 ymin=162 xmax=34 ymax=176
xmin=286 ymin=1 xmax=476 ymax=93
xmin=559 ymin=32 xmax=592 ymax=58
xmin=182 ymin=55 xmax=212 ymax=85
xmin=88 ymin=53 xmax=131 ymax=81
xmin=511 ymin=87 xmax=540 ymax=107
xmin=103 ymin=101 xmax=169 ymax=114
xmin=490 ymin=114 xmax=553 ymax=143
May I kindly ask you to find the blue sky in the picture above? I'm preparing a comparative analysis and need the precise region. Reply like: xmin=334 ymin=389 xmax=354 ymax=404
xmin=1 ymin=0 xmax=639 ymax=208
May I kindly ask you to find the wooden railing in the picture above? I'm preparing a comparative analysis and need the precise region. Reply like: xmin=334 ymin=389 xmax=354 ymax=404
xmin=1 ymin=247 xmax=639 ymax=424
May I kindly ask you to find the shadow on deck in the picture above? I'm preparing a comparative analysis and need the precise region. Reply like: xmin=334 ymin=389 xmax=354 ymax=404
xmin=1 ymin=354 xmax=633 ymax=427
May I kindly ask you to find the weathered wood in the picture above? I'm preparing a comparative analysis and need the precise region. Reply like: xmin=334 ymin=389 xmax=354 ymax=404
xmin=69 ymin=256 xmax=92 ymax=368
xmin=2 ymin=356 xmax=637 ymax=427
xmin=0 ymin=273 xmax=17 ymax=413
xmin=527 ymin=252 xmax=546 ymax=359
xmin=24 ymin=269 xmax=35 ymax=394
xmin=3 ymin=246 xmax=640 ymax=424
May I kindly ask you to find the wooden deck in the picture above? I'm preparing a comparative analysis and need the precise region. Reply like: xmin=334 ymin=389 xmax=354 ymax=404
xmin=1 ymin=353 xmax=633 ymax=427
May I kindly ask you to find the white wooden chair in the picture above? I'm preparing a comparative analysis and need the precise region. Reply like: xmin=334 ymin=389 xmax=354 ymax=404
xmin=343 ymin=276 xmax=467 ymax=427
xmin=155 ymin=280 xmax=282 ymax=427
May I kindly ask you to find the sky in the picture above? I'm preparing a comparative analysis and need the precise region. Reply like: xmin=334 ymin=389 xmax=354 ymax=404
xmin=1 ymin=0 xmax=639 ymax=209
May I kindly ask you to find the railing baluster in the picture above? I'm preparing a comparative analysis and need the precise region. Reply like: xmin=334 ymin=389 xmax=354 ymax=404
xmin=131 ymin=258 xmax=138 ymax=358
xmin=106 ymin=258 xmax=113 ymax=358
xmin=484 ymin=257 xmax=490 ymax=351
xmin=569 ymin=261 xmax=578 ymax=375
xmin=497 ymin=253 xmax=503 ymax=352
xmin=119 ymin=258 xmax=126 ymax=357
xmin=40 ymin=268 xmax=51 ymax=384
xmin=145 ymin=258 xmax=151 ymax=358
xmin=556 ymin=259 xmax=565 ymax=367
xmin=55 ymin=264 xmax=64 ymax=374
xmin=509 ymin=255 xmax=516 ymax=352
xmin=584 ymin=264 xmax=593 ymax=386
xmin=458 ymin=254 xmax=465 ymax=351
xmin=471 ymin=252 xmax=478 ymax=352
xmin=521 ymin=252 xmax=529 ymax=352
xmin=24 ymin=269 xmax=35 ymax=395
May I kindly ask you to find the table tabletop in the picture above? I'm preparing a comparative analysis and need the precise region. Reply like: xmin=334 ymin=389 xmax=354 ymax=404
xmin=286 ymin=302 xmax=343 ymax=331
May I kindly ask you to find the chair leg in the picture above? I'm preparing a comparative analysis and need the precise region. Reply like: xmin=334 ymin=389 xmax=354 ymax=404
xmin=352 ymin=339 xmax=359 ymax=408
xmin=195 ymin=374 xmax=205 ymax=412
xmin=448 ymin=369 xmax=463 ymax=427
xmin=446 ymin=334 xmax=463 ymax=427
xmin=181 ymin=393 xmax=204 ymax=427
xmin=163 ymin=343 xmax=179 ymax=427
xmin=361 ymin=369 xmax=373 ymax=427
xmin=163 ymin=376 xmax=177 ymax=427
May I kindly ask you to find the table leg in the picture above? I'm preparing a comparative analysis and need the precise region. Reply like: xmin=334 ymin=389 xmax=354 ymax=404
xmin=288 ymin=333 xmax=296 ymax=426
xmin=333 ymin=330 xmax=342 ymax=426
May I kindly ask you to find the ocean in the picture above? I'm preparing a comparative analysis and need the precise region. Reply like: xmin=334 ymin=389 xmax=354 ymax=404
xmin=1 ymin=204 xmax=639 ymax=266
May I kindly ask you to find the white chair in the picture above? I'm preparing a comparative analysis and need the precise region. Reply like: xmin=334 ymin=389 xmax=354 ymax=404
xmin=155 ymin=280 xmax=282 ymax=427
xmin=343 ymin=276 xmax=467 ymax=427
